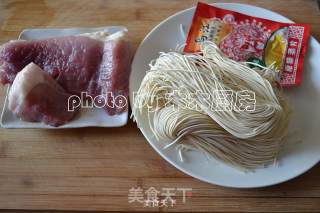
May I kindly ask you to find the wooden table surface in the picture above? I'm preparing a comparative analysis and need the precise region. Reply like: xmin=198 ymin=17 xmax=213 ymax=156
xmin=0 ymin=0 xmax=319 ymax=212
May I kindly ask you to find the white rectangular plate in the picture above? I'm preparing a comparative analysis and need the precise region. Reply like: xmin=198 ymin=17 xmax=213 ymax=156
xmin=0 ymin=26 xmax=129 ymax=128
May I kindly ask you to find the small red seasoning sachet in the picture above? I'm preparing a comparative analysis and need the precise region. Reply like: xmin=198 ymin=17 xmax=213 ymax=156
xmin=184 ymin=2 xmax=310 ymax=86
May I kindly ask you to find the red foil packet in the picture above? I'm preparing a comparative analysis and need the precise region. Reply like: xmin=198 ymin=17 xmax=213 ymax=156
xmin=184 ymin=2 xmax=310 ymax=86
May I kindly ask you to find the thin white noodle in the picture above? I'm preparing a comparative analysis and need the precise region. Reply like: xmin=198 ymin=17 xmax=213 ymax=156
xmin=132 ymin=41 xmax=290 ymax=170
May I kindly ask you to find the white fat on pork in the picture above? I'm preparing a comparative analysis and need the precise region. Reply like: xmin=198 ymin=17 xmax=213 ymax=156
xmin=8 ymin=63 xmax=64 ymax=113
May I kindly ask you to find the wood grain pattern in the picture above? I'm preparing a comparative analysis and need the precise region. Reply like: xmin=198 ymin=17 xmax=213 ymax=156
xmin=0 ymin=0 xmax=319 ymax=212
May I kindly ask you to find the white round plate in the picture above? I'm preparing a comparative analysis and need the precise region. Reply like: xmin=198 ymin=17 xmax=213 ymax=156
xmin=130 ymin=3 xmax=320 ymax=188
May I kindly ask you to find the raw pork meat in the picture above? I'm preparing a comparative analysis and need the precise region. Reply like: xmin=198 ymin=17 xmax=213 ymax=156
xmin=88 ymin=32 xmax=132 ymax=115
xmin=0 ymin=31 xmax=132 ymax=115
xmin=8 ymin=63 xmax=78 ymax=127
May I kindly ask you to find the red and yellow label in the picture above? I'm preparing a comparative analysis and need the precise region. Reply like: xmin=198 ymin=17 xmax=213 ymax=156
xmin=184 ymin=2 xmax=310 ymax=86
